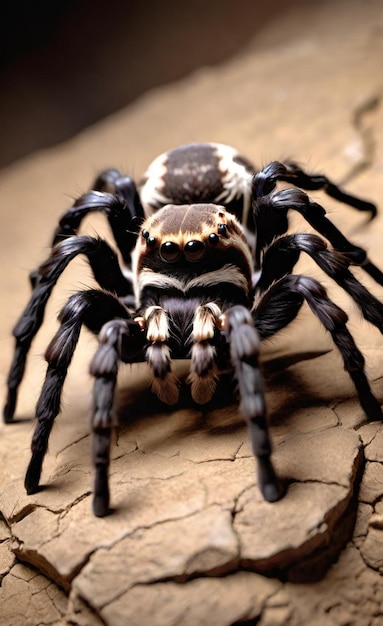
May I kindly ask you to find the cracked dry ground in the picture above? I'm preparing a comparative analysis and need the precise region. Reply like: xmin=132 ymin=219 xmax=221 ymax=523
xmin=2 ymin=1 xmax=383 ymax=624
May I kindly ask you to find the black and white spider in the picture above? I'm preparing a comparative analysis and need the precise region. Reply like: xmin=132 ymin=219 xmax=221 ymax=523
xmin=4 ymin=142 xmax=383 ymax=517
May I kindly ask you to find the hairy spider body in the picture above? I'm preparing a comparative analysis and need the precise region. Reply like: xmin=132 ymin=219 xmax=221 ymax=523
xmin=4 ymin=142 xmax=383 ymax=517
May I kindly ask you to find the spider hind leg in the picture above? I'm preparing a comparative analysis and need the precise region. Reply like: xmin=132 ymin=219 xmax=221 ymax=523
xmin=255 ymin=274 xmax=383 ymax=422
xmin=256 ymin=233 xmax=383 ymax=335
xmin=253 ymin=160 xmax=377 ymax=216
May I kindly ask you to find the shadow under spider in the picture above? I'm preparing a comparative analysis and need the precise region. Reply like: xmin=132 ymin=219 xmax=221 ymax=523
xmin=114 ymin=349 xmax=334 ymax=439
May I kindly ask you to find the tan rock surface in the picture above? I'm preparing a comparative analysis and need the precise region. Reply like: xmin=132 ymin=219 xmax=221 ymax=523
xmin=2 ymin=1 xmax=383 ymax=624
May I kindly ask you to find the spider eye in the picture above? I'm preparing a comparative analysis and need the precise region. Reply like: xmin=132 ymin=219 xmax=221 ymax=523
xmin=184 ymin=240 xmax=205 ymax=261
xmin=218 ymin=223 xmax=228 ymax=237
xmin=160 ymin=241 xmax=181 ymax=262
xmin=208 ymin=233 xmax=219 ymax=246
xmin=142 ymin=230 xmax=156 ymax=247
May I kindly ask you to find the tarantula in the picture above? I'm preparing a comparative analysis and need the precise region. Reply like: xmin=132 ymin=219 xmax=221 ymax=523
xmin=4 ymin=142 xmax=383 ymax=517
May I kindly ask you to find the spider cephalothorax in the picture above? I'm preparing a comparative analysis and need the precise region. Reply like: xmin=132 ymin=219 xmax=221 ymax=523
xmin=4 ymin=142 xmax=383 ymax=517
xmin=135 ymin=203 xmax=253 ymax=296
xmin=132 ymin=202 xmax=253 ymax=407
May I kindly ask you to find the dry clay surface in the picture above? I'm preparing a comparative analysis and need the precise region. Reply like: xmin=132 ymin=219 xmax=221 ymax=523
xmin=2 ymin=1 xmax=383 ymax=624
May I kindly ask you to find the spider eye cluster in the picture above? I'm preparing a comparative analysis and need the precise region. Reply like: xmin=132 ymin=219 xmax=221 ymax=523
xmin=159 ymin=239 xmax=207 ymax=263
xmin=141 ymin=221 xmax=229 ymax=263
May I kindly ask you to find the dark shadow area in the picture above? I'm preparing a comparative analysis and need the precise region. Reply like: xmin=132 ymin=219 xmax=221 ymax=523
xmin=1 ymin=0 xmax=301 ymax=168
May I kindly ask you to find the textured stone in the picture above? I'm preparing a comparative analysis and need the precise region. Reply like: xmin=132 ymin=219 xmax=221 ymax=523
xmin=235 ymin=482 xmax=349 ymax=571
xmin=98 ymin=572 xmax=279 ymax=626
xmin=363 ymin=423 xmax=383 ymax=462
xmin=360 ymin=526 xmax=383 ymax=572
xmin=359 ymin=461 xmax=383 ymax=504
xmin=0 ymin=563 xmax=67 ymax=626
xmin=73 ymin=505 xmax=239 ymax=609
xmin=0 ymin=539 xmax=15 ymax=581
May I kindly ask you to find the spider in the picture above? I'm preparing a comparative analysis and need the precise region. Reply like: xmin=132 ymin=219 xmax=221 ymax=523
xmin=4 ymin=142 xmax=383 ymax=517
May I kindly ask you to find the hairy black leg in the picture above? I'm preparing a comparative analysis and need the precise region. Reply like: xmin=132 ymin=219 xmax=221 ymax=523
xmin=253 ymin=188 xmax=383 ymax=285
xmin=52 ymin=171 xmax=144 ymax=261
xmin=253 ymin=161 xmax=377 ymax=216
xmin=291 ymin=275 xmax=382 ymax=419
xmin=224 ymin=305 xmax=283 ymax=502
xmin=90 ymin=318 xmax=143 ymax=516
xmin=92 ymin=170 xmax=145 ymax=260
xmin=4 ymin=235 xmax=133 ymax=423
xmin=255 ymin=275 xmax=382 ymax=420
xmin=93 ymin=168 xmax=144 ymax=227
xmin=256 ymin=233 xmax=383 ymax=333
xmin=24 ymin=290 xmax=135 ymax=495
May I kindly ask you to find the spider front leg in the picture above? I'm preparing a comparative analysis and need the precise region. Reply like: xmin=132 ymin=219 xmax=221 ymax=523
xmin=4 ymin=235 xmax=132 ymax=423
xmin=223 ymin=305 xmax=283 ymax=502
xmin=90 ymin=318 xmax=144 ymax=517
xmin=24 ymin=290 xmax=139 ymax=496
xmin=252 ymin=184 xmax=383 ymax=286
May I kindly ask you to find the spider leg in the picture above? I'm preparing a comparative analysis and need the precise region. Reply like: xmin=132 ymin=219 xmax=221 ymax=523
xmin=254 ymin=274 xmax=382 ymax=421
xmin=54 ymin=171 xmax=143 ymax=259
xmin=90 ymin=318 xmax=144 ymax=516
xmin=223 ymin=305 xmax=283 ymax=502
xmin=4 ymin=236 xmax=132 ymax=423
xmin=253 ymin=161 xmax=376 ymax=216
xmin=253 ymin=187 xmax=383 ymax=285
xmin=256 ymin=233 xmax=383 ymax=334
xmin=28 ymin=178 xmax=143 ymax=289
xmin=24 ymin=290 xmax=142 ymax=497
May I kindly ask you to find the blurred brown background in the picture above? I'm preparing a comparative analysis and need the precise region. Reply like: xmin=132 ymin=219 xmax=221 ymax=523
xmin=0 ymin=0 xmax=302 ymax=169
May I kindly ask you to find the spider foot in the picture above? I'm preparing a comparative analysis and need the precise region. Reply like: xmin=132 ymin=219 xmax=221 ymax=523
xmin=257 ymin=458 xmax=285 ymax=503
xmin=348 ymin=370 xmax=383 ymax=421
xmin=93 ymin=495 xmax=111 ymax=518
xmin=3 ymin=389 xmax=17 ymax=423
xmin=93 ymin=465 xmax=110 ymax=517
xmin=24 ymin=451 xmax=44 ymax=494
xmin=360 ymin=391 xmax=383 ymax=421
